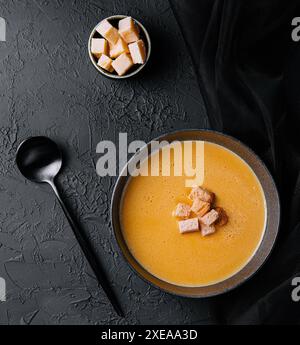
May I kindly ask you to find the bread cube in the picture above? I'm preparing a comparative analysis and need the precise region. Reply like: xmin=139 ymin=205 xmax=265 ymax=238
xmin=129 ymin=39 xmax=146 ymax=64
xmin=91 ymin=38 xmax=108 ymax=58
xmin=97 ymin=54 xmax=114 ymax=72
xmin=215 ymin=207 xmax=228 ymax=226
xmin=109 ymin=38 xmax=129 ymax=59
xmin=111 ymin=53 xmax=133 ymax=76
xmin=178 ymin=218 xmax=199 ymax=234
xmin=201 ymin=224 xmax=216 ymax=236
xmin=172 ymin=203 xmax=191 ymax=219
xmin=191 ymin=198 xmax=210 ymax=217
xmin=199 ymin=209 xmax=219 ymax=226
xmin=96 ymin=19 xmax=119 ymax=44
xmin=189 ymin=186 xmax=215 ymax=203
xmin=118 ymin=16 xmax=139 ymax=43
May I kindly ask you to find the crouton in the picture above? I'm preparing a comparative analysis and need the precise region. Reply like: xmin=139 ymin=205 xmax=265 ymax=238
xmin=201 ymin=224 xmax=216 ymax=236
xmin=215 ymin=207 xmax=228 ymax=226
xmin=199 ymin=209 xmax=219 ymax=226
xmin=189 ymin=186 xmax=215 ymax=203
xmin=172 ymin=203 xmax=191 ymax=219
xmin=178 ymin=218 xmax=199 ymax=234
xmin=191 ymin=198 xmax=211 ymax=217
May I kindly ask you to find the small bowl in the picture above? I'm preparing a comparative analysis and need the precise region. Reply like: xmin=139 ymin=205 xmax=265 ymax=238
xmin=111 ymin=129 xmax=280 ymax=297
xmin=88 ymin=15 xmax=151 ymax=79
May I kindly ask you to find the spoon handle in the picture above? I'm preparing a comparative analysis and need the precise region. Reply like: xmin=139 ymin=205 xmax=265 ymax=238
xmin=48 ymin=179 xmax=124 ymax=318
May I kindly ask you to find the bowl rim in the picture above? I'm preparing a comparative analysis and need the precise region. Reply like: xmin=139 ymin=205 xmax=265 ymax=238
xmin=88 ymin=15 xmax=151 ymax=79
xmin=110 ymin=129 xmax=280 ymax=297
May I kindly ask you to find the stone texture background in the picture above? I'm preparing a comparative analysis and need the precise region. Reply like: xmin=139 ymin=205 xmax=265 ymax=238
xmin=0 ymin=0 xmax=211 ymax=324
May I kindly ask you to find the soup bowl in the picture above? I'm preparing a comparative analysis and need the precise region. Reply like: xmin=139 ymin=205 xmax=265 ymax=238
xmin=110 ymin=129 xmax=280 ymax=297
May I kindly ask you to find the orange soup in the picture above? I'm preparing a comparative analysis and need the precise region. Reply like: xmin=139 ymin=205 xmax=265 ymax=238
xmin=120 ymin=141 xmax=266 ymax=287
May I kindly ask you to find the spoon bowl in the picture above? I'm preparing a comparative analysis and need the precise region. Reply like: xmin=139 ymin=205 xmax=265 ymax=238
xmin=16 ymin=136 xmax=62 ymax=183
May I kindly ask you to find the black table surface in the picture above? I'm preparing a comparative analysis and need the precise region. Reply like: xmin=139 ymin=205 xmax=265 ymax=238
xmin=0 ymin=0 xmax=214 ymax=324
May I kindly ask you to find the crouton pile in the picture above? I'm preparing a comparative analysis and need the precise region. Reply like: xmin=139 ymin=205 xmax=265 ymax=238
xmin=91 ymin=17 xmax=147 ymax=76
xmin=172 ymin=186 xmax=228 ymax=236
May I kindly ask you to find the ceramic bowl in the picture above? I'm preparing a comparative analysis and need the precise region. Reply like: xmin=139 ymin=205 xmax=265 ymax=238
xmin=88 ymin=15 xmax=151 ymax=79
xmin=111 ymin=129 xmax=280 ymax=297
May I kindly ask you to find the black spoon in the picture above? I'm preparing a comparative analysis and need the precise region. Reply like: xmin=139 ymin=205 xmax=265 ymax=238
xmin=16 ymin=136 xmax=124 ymax=317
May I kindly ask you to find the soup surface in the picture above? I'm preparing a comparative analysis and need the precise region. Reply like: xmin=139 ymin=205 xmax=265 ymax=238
xmin=121 ymin=141 xmax=266 ymax=286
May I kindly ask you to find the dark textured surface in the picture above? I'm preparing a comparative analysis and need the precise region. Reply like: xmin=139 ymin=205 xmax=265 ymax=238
xmin=0 ymin=0 xmax=210 ymax=324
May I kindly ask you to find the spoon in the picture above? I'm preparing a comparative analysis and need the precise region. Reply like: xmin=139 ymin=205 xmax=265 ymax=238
xmin=16 ymin=136 xmax=124 ymax=317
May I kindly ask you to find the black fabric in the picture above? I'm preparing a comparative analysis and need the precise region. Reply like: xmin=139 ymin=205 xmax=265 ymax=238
xmin=170 ymin=0 xmax=300 ymax=324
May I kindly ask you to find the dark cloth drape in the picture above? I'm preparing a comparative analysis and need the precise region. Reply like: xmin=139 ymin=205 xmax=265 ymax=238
xmin=170 ymin=0 xmax=300 ymax=324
